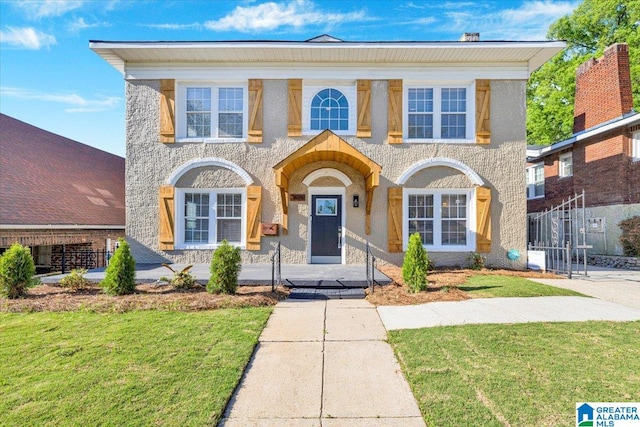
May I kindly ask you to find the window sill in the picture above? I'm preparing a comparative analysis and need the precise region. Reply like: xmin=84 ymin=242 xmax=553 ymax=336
xmin=304 ymin=130 xmax=353 ymax=137
xmin=176 ymin=138 xmax=246 ymax=144
xmin=404 ymin=138 xmax=474 ymax=144
xmin=403 ymin=245 xmax=474 ymax=252
xmin=175 ymin=243 xmax=245 ymax=250
xmin=527 ymin=195 xmax=545 ymax=200
xmin=558 ymin=174 xmax=573 ymax=179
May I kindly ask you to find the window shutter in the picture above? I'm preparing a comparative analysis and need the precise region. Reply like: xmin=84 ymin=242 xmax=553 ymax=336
xmin=159 ymin=185 xmax=175 ymax=251
xmin=248 ymin=79 xmax=263 ymax=143
xmin=246 ymin=185 xmax=262 ymax=251
xmin=476 ymin=186 xmax=492 ymax=253
xmin=475 ymin=80 xmax=491 ymax=145
xmin=159 ymin=79 xmax=175 ymax=144
xmin=388 ymin=187 xmax=403 ymax=252
xmin=357 ymin=80 xmax=372 ymax=138
xmin=387 ymin=79 xmax=403 ymax=144
xmin=288 ymin=79 xmax=302 ymax=137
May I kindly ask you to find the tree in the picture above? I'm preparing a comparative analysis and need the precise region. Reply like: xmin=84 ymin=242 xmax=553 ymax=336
xmin=527 ymin=0 xmax=640 ymax=145
xmin=101 ymin=239 xmax=136 ymax=296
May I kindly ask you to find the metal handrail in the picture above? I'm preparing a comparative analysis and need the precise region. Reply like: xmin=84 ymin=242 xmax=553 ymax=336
xmin=365 ymin=242 xmax=376 ymax=294
xmin=270 ymin=241 xmax=281 ymax=292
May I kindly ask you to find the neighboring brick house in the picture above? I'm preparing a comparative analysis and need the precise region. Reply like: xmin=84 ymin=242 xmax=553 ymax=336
xmin=91 ymin=34 xmax=563 ymax=268
xmin=527 ymin=43 xmax=640 ymax=255
xmin=0 ymin=114 xmax=125 ymax=272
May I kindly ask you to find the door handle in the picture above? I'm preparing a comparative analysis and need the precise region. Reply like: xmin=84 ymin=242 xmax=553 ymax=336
xmin=338 ymin=227 xmax=342 ymax=249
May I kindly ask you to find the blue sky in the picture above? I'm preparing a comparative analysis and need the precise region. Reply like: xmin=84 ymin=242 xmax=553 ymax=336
xmin=0 ymin=0 xmax=579 ymax=157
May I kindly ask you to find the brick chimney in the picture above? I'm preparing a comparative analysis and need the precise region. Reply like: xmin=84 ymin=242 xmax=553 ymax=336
xmin=573 ymin=43 xmax=633 ymax=133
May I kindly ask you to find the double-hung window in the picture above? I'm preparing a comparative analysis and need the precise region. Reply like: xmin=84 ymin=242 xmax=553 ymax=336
xmin=405 ymin=84 xmax=474 ymax=143
xmin=526 ymin=163 xmax=545 ymax=199
xmin=559 ymin=152 xmax=573 ymax=177
xmin=177 ymin=189 xmax=246 ymax=248
xmin=404 ymin=189 xmax=473 ymax=251
xmin=177 ymin=83 xmax=247 ymax=142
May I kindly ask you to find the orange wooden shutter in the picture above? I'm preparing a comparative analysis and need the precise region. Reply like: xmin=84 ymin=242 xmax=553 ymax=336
xmin=159 ymin=79 xmax=175 ymax=144
xmin=246 ymin=185 xmax=262 ymax=251
xmin=476 ymin=186 xmax=492 ymax=253
xmin=357 ymin=80 xmax=372 ymax=138
xmin=248 ymin=79 xmax=263 ymax=143
xmin=159 ymin=185 xmax=175 ymax=250
xmin=288 ymin=79 xmax=302 ymax=137
xmin=475 ymin=80 xmax=491 ymax=145
xmin=388 ymin=187 xmax=403 ymax=252
xmin=387 ymin=79 xmax=403 ymax=144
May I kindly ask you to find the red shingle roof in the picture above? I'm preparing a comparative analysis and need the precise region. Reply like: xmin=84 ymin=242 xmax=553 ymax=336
xmin=0 ymin=114 xmax=125 ymax=226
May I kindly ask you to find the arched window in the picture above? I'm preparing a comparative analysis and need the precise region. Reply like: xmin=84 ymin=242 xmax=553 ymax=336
xmin=310 ymin=88 xmax=348 ymax=131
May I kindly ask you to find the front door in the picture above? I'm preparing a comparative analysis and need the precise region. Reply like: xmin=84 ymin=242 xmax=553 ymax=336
xmin=311 ymin=195 xmax=342 ymax=263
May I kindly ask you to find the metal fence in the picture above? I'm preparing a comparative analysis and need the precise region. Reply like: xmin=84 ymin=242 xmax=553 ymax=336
xmin=61 ymin=248 xmax=111 ymax=274
xmin=365 ymin=242 xmax=377 ymax=293
xmin=528 ymin=190 xmax=591 ymax=277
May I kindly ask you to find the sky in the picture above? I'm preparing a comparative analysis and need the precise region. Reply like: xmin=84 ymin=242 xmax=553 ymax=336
xmin=0 ymin=0 xmax=580 ymax=157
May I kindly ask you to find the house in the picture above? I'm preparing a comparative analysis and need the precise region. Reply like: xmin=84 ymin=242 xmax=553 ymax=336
xmin=90 ymin=34 xmax=563 ymax=268
xmin=527 ymin=43 xmax=640 ymax=256
xmin=0 ymin=114 xmax=125 ymax=273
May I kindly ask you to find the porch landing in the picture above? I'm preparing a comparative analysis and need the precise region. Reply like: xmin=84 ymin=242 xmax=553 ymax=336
xmin=42 ymin=263 xmax=392 ymax=289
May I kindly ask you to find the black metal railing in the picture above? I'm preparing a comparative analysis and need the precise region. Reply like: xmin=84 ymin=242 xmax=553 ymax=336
xmin=271 ymin=241 xmax=281 ymax=292
xmin=61 ymin=248 xmax=111 ymax=274
xmin=365 ymin=241 xmax=376 ymax=294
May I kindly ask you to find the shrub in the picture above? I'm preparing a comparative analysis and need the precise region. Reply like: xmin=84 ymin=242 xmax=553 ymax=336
xmin=100 ymin=239 xmax=136 ymax=296
xmin=159 ymin=263 xmax=197 ymax=289
xmin=0 ymin=243 xmax=39 ymax=299
xmin=208 ymin=240 xmax=241 ymax=295
xmin=469 ymin=252 xmax=486 ymax=270
xmin=619 ymin=216 xmax=640 ymax=257
xmin=402 ymin=233 xmax=429 ymax=293
xmin=60 ymin=268 xmax=90 ymax=291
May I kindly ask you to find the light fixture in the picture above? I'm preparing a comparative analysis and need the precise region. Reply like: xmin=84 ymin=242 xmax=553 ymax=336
xmin=353 ymin=195 xmax=359 ymax=208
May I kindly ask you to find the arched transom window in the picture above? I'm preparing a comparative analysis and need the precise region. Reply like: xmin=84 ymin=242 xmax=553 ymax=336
xmin=310 ymin=88 xmax=349 ymax=131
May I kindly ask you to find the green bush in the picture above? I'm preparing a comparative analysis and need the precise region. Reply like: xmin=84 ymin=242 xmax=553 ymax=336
xmin=469 ymin=252 xmax=486 ymax=270
xmin=207 ymin=240 xmax=241 ymax=295
xmin=100 ymin=239 xmax=136 ymax=296
xmin=402 ymin=233 xmax=429 ymax=293
xmin=619 ymin=216 xmax=640 ymax=257
xmin=60 ymin=268 xmax=90 ymax=291
xmin=0 ymin=243 xmax=39 ymax=299
xmin=159 ymin=263 xmax=197 ymax=289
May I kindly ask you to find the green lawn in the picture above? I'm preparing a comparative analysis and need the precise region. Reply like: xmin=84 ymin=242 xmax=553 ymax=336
xmin=459 ymin=274 xmax=585 ymax=298
xmin=389 ymin=321 xmax=640 ymax=427
xmin=0 ymin=308 xmax=272 ymax=426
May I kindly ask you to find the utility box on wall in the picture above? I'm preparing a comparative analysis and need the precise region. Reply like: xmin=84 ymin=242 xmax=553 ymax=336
xmin=587 ymin=218 xmax=605 ymax=233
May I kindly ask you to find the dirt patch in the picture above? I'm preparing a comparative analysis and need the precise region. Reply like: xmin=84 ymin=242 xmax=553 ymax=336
xmin=0 ymin=283 xmax=290 ymax=313
xmin=366 ymin=265 xmax=561 ymax=306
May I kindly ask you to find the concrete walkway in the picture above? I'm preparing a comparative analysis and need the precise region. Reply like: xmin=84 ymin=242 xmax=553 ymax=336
xmin=219 ymin=299 xmax=425 ymax=427
xmin=377 ymin=296 xmax=640 ymax=330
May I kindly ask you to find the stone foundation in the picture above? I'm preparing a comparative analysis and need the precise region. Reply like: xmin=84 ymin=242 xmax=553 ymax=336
xmin=588 ymin=254 xmax=640 ymax=270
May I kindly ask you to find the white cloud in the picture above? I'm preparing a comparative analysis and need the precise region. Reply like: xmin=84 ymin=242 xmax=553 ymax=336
xmin=441 ymin=0 xmax=579 ymax=40
xmin=204 ymin=0 xmax=369 ymax=32
xmin=68 ymin=17 xmax=108 ymax=32
xmin=0 ymin=27 xmax=56 ymax=49
xmin=143 ymin=23 xmax=202 ymax=30
xmin=0 ymin=87 xmax=121 ymax=113
xmin=14 ymin=0 xmax=84 ymax=19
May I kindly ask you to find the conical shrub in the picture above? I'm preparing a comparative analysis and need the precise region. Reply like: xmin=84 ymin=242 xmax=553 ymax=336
xmin=207 ymin=240 xmax=241 ymax=295
xmin=101 ymin=239 xmax=136 ymax=296
xmin=402 ymin=233 xmax=429 ymax=293
xmin=0 ymin=243 xmax=39 ymax=299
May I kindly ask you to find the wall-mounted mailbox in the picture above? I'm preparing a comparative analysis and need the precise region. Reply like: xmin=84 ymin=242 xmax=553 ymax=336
xmin=261 ymin=223 xmax=279 ymax=236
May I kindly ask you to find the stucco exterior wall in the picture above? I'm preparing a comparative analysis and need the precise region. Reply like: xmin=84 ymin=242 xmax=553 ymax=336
xmin=125 ymin=79 xmax=528 ymax=268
